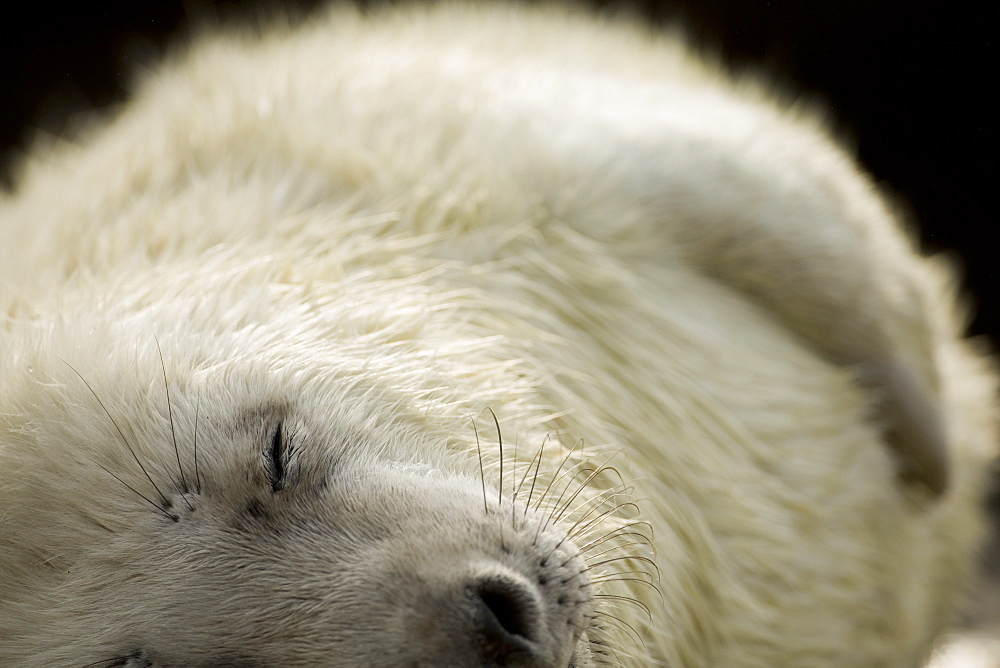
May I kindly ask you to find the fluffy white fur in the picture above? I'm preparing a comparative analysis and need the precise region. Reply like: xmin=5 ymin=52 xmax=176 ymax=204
xmin=0 ymin=3 xmax=996 ymax=666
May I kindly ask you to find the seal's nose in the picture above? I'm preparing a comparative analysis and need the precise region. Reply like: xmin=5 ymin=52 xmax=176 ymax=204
xmin=470 ymin=574 xmax=539 ymax=660
xmin=383 ymin=474 xmax=592 ymax=666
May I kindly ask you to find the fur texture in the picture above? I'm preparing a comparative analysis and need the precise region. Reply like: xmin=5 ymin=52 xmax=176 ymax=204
xmin=0 ymin=3 xmax=995 ymax=666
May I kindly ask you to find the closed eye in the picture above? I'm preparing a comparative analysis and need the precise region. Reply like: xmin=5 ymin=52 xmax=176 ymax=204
xmin=82 ymin=650 xmax=152 ymax=667
xmin=268 ymin=421 xmax=288 ymax=493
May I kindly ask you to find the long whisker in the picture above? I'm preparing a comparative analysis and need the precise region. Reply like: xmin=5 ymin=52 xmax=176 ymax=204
xmin=585 ymin=629 xmax=624 ymax=665
xmin=553 ymin=508 xmax=649 ymax=569
xmin=60 ymin=359 xmax=170 ymax=506
xmin=156 ymin=338 xmax=193 ymax=511
xmin=577 ymin=524 xmax=654 ymax=555
xmin=570 ymin=539 xmax=655 ymax=579
xmin=580 ymin=540 xmax=654 ymax=565
xmin=95 ymin=463 xmax=177 ymax=522
xmin=487 ymin=408 xmax=502 ymax=507
xmin=590 ymin=575 xmax=663 ymax=601
xmin=543 ymin=464 xmax=591 ymax=529
xmin=510 ymin=428 xmax=518 ymax=527
xmin=521 ymin=434 xmax=548 ymax=519
xmin=565 ymin=487 xmax=635 ymax=537
xmin=569 ymin=500 xmax=641 ymax=541
xmin=532 ymin=439 xmax=581 ymax=513
xmin=589 ymin=568 xmax=657 ymax=584
xmin=193 ymin=393 xmax=202 ymax=494
xmin=543 ymin=456 xmax=618 ymax=537
xmin=584 ymin=554 xmax=661 ymax=579
xmin=514 ymin=437 xmax=542 ymax=500
xmin=551 ymin=457 xmax=623 ymax=527
xmin=471 ymin=416 xmax=487 ymax=514
xmin=594 ymin=593 xmax=652 ymax=622
xmin=532 ymin=441 xmax=584 ymax=544
xmin=545 ymin=494 xmax=636 ymax=564
xmin=592 ymin=608 xmax=644 ymax=648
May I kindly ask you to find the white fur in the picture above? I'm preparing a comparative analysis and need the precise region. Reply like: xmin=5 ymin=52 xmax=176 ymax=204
xmin=0 ymin=3 xmax=995 ymax=666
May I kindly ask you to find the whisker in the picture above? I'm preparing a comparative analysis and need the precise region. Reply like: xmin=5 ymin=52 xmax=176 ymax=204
xmin=585 ymin=554 xmax=660 ymax=579
xmin=510 ymin=428 xmax=518 ymax=527
xmin=193 ymin=393 xmax=202 ymax=494
xmin=542 ymin=465 xmax=590 ymax=532
xmin=589 ymin=568 xmax=657 ymax=584
xmin=543 ymin=454 xmax=622 ymax=540
xmin=545 ymin=493 xmax=635 ymax=563
xmin=581 ymin=540 xmax=654 ymax=565
xmin=484 ymin=409 xmax=510 ymax=548
xmin=532 ymin=439 xmax=581 ymax=513
xmin=594 ymin=593 xmax=652 ymax=623
xmin=521 ymin=434 xmax=549 ymax=519
xmin=551 ymin=457 xmax=623 ymax=527
xmin=471 ymin=415 xmax=487 ymax=515
xmin=156 ymin=338 xmax=193 ymax=511
xmin=531 ymin=441 xmax=584 ymax=544
xmin=577 ymin=523 xmax=654 ymax=555
xmin=594 ymin=640 xmax=624 ymax=666
xmin=514 ymin=436 xmax=543 ymax=499
xmin=566 ymin=492 xmax=637 ymax=539
xmin=591 ymin=575 xmax=664 ymax=602
xmin=569 ymin=500 xmax=641 ymax=542
xmin=95 ymin=463 xmax=177 ymax=522
xmin=557 ymin=460 xmax=629 ymax=522
xmin=592 ymin=609 xmax=644 ymax=648
xmin=561 ymin=523 xmax=652 ymax=570
xmin=487 ymin=408 xmax=503 ymax=507
xmin=60 ymin=359 xmax=170 ymax=506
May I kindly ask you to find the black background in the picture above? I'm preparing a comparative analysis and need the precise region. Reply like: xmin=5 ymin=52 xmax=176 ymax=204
xmin=0 ymin=1 xmax=993 ymax=345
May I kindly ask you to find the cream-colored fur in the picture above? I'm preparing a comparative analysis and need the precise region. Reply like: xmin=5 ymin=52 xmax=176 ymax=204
xmin=0 ymin=4 xmax=995 ymax=666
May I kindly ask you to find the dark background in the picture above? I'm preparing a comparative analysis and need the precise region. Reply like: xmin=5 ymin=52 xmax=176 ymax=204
xmin=0 ymin=1 xmax=993 ymax=341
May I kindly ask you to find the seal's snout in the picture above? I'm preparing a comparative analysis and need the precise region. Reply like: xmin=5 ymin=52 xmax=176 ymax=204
xmin=403 ymin=558 xmax=586 ymax=667
xmin=369 ymin=472 xmax=595 ymax=665
xmin=469 ymin=572 xmax=541 ymax=661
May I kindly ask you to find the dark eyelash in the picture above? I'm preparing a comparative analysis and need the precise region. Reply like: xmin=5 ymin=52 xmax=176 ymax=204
xmin=269 ymin=421 xmax=287 ymax=493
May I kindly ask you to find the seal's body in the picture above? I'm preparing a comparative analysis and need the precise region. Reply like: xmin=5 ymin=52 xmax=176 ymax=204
xmin=0 ymin=5 xmax=995 ymax=666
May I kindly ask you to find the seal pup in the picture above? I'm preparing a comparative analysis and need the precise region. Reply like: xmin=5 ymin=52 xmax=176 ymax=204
xmin=0 ymin=3 xmax=995 ymax=666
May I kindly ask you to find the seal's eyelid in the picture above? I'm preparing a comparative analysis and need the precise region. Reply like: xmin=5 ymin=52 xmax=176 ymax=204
xmin=98 ymin=649 xmax=152 ymax=667
xmin=267 ymin=421 xmax=288 ymax=493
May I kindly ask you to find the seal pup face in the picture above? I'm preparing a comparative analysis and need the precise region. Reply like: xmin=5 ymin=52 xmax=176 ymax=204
xmin=0 ymin=326 xmax=647 ymax=667
xmin=92 ymin=417 xmax=597 ymax=668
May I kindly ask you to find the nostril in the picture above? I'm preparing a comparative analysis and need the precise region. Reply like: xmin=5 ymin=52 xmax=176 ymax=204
xmin=480 ymin=584 xmax=530 ymax=639
xmin=471 ymin=576 xmax=538 ymax=651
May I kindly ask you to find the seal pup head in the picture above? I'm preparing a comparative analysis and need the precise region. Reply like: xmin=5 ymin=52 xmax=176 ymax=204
xmin=0 ymin=314 xmax=649 ymax=667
